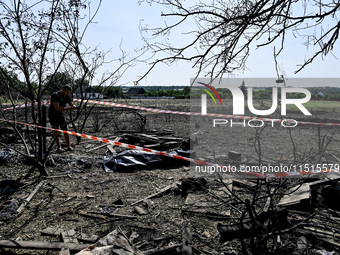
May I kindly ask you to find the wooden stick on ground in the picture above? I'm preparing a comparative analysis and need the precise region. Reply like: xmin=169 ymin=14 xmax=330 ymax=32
xmin=17 ymin=180 xmax=46 ymax=214
xmin=0 ymin=240 xmax=88 ymax=251
xmin=60 ymin=229 xmax=78 ymax=255
xmin=130 ymin=183 xmax=178 ymax=206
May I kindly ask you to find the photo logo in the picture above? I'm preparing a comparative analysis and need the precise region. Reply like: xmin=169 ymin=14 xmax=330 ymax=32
xmin=200 ymin=84 xmax=312 ymax=116
xmin=191 ymin=78 xmax=340 ymax=179
xmin=198 ymin=82 xmax=223 ymax=106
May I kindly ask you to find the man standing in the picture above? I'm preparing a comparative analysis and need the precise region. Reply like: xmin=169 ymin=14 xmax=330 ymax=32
xmin=48 ymin=85 xmax=75 ymax=152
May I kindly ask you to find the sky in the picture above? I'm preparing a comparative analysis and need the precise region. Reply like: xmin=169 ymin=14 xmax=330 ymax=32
xmin=81 ymin=1 xmax=340 ymax=87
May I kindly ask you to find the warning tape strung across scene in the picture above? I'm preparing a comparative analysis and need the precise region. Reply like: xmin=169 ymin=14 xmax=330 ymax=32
xmin=0 ymin=117 xmax=234 ymax=172
xmin=1 ymin=101 xmax=51 ymax=112
xmin=0 ymin=99 xmax=338 ymax=177
xmin=72 ymin=98 xmax=340 ymax=127
xmin=1 ymin=99 xmax=340 ymax=126
xmin=1 ymin=104 xmax=25 ymax=112
xmin=0 ymin=117 xmax=335 ymax=178
xmin=1 ymin=102 xmax=32 ymax=112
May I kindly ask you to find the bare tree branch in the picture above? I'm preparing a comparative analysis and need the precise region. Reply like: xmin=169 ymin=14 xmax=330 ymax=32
xmin=138 ymin=0 xmax=340 ymax=83
xmin=0 ymin=0 xmax=142 ymax=175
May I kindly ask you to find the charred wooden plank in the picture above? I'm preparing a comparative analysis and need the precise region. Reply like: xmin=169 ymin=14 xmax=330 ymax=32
xmin=0 ymin=240 xmax=88 ymax=251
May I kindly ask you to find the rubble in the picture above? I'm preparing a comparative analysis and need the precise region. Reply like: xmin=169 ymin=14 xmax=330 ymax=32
xmin=1 ymin=131 xmax=340 ymax=254
xmin=76 ymin=227 xmax=143 ymax=255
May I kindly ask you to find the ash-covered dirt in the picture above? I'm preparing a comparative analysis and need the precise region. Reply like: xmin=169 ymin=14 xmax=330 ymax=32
xmin=1 ymin=99 xmax=340 ymax=254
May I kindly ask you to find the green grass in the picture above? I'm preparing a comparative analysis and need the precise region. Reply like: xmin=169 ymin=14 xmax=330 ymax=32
xmin=251 ymin=100 xmax=340 ymax=113
xmin=283 ymin=100 xmax=340 ymax=113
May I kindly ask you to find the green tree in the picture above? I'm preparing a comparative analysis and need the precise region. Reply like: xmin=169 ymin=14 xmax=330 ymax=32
xmin=183 ymin=86 xmax=191 ymax=98
xmin=158 ymin=89 xmax=166 ymax=97
xmin=0 ymin=67 xmax=24 ymax=98
xmin=145 ymin=90 xmax=158 ymax=97
xmin=75 ymin=78 xmax=90 ymax=91
xmin=45 ymin=72 xmax=74 ymax=95
xmin=106 ymin=87 xmax=123 ymax=98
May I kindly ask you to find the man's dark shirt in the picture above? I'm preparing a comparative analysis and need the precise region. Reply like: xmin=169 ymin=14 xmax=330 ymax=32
xmin=49 ymin=91 xmax=72 ymax=118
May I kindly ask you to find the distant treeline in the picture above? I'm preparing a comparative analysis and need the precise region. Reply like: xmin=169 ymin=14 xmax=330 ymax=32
xmin=116 ymin=86 xmax=340 ymax=100
xmin=1 ymin=67 xmax=339 ymax=100
xmin=92 ymin=86 xmax=191 ymax=99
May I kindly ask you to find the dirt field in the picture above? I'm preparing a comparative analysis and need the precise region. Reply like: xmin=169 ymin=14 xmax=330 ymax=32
xmin=0 ymin=99 xmax=340 ymax=254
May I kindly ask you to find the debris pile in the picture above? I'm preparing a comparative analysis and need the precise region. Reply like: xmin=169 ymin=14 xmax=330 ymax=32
xmin=1 ymin=169 xmax=340 ymax=254
xmin=0 ymin=132 xmax=340 ymax=254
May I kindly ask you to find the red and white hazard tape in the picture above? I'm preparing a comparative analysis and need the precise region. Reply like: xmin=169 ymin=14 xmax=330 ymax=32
xmin=0 ymin=117 xmax=224 ymax=170
xmin=1 ymin=102 xmax=31 ymax=112
xmin=1 ymin=100 xmax=50 ymax=112
xmin=73 ymin=98 xmax=340 ymax=127
xmin=1 ymin=99 xmax=339 ymax=127
xmin=0 ymin=117 xmax=336 ymax=178
xmin=1 ymin=99 xmax=339 ymax=177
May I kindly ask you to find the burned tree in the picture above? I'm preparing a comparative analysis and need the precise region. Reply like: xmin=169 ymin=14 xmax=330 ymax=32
xmin=138 ymin=0 xmax=340 ymax=81
xmin=0 ymin=0 xmax=137 ymax=175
